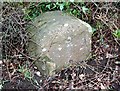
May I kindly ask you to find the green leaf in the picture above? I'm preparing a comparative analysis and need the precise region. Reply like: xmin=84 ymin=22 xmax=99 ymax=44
xmin=46 ymin=4 xmax=51 ymax=10
xmin=59 ymin=4 xmax=64 ymax=11
xmin=51 ymin=3 xmax=57 ymax=9
xmin=33 ymin=79 xmax=39 ymax=86
xmin=73 ymin=9 xmax=77 ymax=15
xmin=113 ymin=29 xmax=120 ymax=38
xmin=0 ymin=84 xmax=2 ymax=89
xmin=24 ymin=70 xmax=31 ymax=79
xmin=18 ymin=69 xmax=23 ymax=72
xmin=92 ymin=28 xmax=96 ymax=33
xmin=82 ymin=6 xmax=89 ymax=14
xmin=70 ymin=0 xmax=74 ymax=2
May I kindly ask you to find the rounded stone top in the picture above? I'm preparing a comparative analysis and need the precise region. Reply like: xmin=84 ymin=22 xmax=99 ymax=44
xmin=27 ymin=11 xmax=92 ymax=76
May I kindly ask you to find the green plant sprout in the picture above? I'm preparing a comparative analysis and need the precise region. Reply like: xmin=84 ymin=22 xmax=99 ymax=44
xmin=23 ymin=2 xmax=90 ymax=21
xmin=18 ymin=65 xmax=32 ymax=79
xmin=113 ymin=29 xmax=120 ymax=39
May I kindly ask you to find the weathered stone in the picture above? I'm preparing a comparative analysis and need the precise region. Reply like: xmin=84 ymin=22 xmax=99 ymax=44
xmin=27 ymin=11 xmax=92 ymax=76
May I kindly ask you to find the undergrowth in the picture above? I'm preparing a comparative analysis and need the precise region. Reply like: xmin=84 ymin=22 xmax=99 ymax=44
xmin=1 ymin=2 xmax=120 ymax=90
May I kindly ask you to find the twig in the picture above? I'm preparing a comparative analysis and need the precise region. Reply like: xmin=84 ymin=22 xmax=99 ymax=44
xmin=6 ymin=60 xmax=12 ymax=81
xmin=8 ymin=41 xmax=35 ymax=61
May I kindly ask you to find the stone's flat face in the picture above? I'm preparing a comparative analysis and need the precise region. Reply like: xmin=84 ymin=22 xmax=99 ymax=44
xmin=28 ymin=11 xmax=92 ymax=76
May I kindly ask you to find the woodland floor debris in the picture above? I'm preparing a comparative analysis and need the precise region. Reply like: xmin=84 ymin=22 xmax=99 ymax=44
xmin=1 ymin=2 xmax=120 ymax=91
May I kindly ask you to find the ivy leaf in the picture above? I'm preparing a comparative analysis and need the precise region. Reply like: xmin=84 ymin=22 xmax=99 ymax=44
xmin=59 ymin=4 xmax=64 ymax=11
xmin=113 ymin=29 xmax=120 ymax=39
xmin=70 ymin=0 xmax=74 ymax=2
xmin=92 ymin=28 xmax=96 ymax=33
xmin=73 ymin=9 xmax=77 ymax=15
xmin=46 ymin=4 xmax=51 ymax=10
xmin=24 ymin=70 xmax=31 ymax=79
xmin=82 ymin=6 xmax=89 ymax=14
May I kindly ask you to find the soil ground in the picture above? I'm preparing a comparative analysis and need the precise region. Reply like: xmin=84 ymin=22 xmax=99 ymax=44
xmin=1 ymin=2 xmax=120 ymax=91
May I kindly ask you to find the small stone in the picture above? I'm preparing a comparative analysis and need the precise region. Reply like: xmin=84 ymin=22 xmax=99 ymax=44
xmin=79 ymin=74 xmax=85 ymax=79
xmin=106 ymin=52 xmax=113 ymax=58
xmin=0 ymin=60 xmax=2 ymax=64
xmin=34 ymin=66 xmax=37 ymax=69
xmin=100 ymin=83 xmax=106 ymax=89
xmin=97 ymin=78 xmax=101 ymax=81
xmin=35 ymin=71 xmax=41 ymax=76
